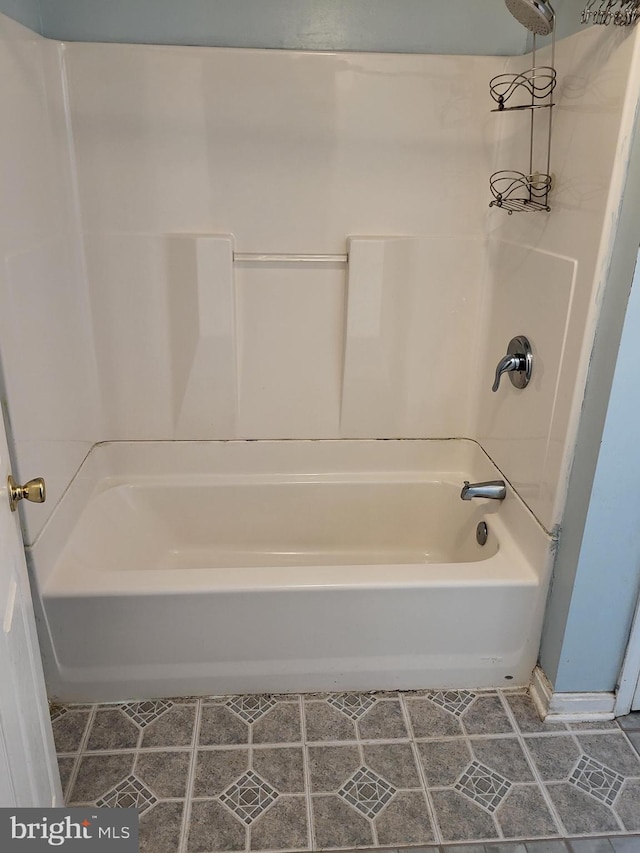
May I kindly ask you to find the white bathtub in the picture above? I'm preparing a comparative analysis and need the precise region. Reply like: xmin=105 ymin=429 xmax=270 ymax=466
xmin=30 ymin=440 xmax=553 ymax=702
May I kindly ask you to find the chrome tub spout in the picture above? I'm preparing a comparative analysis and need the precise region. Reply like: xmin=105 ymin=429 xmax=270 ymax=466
xmin=460 ymin=480 xmax=506 ymax=501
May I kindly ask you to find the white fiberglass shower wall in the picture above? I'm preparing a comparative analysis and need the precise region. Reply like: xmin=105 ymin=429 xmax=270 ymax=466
xmin=1 ymin=11 xmax=639 ymax=699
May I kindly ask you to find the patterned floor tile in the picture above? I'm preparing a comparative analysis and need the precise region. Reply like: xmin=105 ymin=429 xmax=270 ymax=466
xmin=428 ymin=690 xmax=477 ymax=717
xmin=249 ymin=795 xmax=309 ymax=850
xmin=96 ymin=774 xmax=158 ymax=813
xmin=375 ymin=790 xmax=435 ymax=845
xmin=52 ymin=710 xmax=92 ymax=753
xmin=68 ymin=752 xmax=136 ymax=804
xmin=546 ymin=783 xmax=622 ymax=834
xmin=328 ymin=693 xmax=377 ymax=720
xmin=86 ymin=709 xmax=140 ymax=751
xmin=357 ymin=699 xmax=409 ymax=740
xmin=252 ymin=702 xmax=302 ymax=743
xmin=311 ymin=795 xmax=375 ymax=848
xmin=134 ymin=750 xmax=192 ymax=799
xmin=431 ymin=788 xmax=500 ymax=841
xmin=405 ymin=697 xmax=465 ymax=739
xmin=307 ymin=744 xmax=361 ymax=792
xmin=56 ymin=756 xmax=77 ymax=798
xmin=418 ymin=738 xmax=473 ymax=787
xmin=524 ymin=735 xmax=583 ymax=781
xmin=54 ymin=689 xmax=640 ymax=851
xmin=524 ymin=732 xmax=640 ymax=833
xmin=463 ymin=695 xmax=515 ymax=736
xmin=337 ymin=766 xmax=396 ymax=818
xmin=576 ymin=734 xmax=640 ymax=777
xmin=121 ymin=700 xmax=174 ymax=727
xmin=405 ymin=691 xmax=513 ymax=739
xmin=361 ymin=742 xmax=422 ymax=788
xmin=454 ymin=760 xmax=512 ymax=812
xmin=49 ymin=703 xmax=70 ymax=723
xmin=495 ymin=785 xmax=559 ymax=838
xmin=616 ymin=780 xmax=640 ymax=831
xmin=140 ymin=703 xmax=197 ymax=748
xmin=139 ymin=801 xmax=184 ymax=853
xmin=199 ymin=704 xmax=250 ymax=745
xmin=218 ymin=769 xmax=278 ymax=825
xmin=188 ymin=799 xmax=246 ymax=852
xmin=626 ymin=732 xmax=640 ymax=757
xmin=192 ymin=748 xmax=249 ymax=798
xmin=305 ymin=699 xmax=358 ymax=741
xmin=226 ymin=694 xmax=278 ymax=723
xmin=569 ymin=755 xmax=624 ymax=805
xmin=252 ymin=746 xmax=305 ymax=793
xmin=505 ymin=694 xmax=568 ymax=734
xmin=472 ymin=737 xmax=535 ymax=782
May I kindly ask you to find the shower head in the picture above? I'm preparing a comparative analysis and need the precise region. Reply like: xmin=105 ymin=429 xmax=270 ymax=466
xmin=504 ymin=0 xmax=555 ymax=35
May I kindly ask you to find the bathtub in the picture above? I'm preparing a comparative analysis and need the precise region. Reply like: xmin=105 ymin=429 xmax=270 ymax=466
xmin=29 ymin=439 xmax=553 ymax=702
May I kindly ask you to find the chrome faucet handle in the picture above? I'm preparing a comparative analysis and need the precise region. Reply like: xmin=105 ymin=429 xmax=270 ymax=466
xmin=492 ymin=354 xmax=523 ymax=392
xmin=492 ymin=335 xmax=533 ymax=393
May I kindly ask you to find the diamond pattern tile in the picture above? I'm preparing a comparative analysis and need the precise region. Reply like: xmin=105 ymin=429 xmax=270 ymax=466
xmin=96 ymin=774 xmax=158 ymax=813
xmin=219 ymin=770 xmax=279 ymax=825
xmin=454 ymin=760 xmax=512 ymax=812
xmin=121 ymin=700 xmax=173 ymax=728
xmin=338 ymin=766 xmax=396 ymax=818
xmin=49 ymin=704 xmax=68 ymax=723
xmin=427 ymin=690 xmax=477 ymax=717
xmin=327 ymin=693 xmax=377 ymax=720
xmin=569 ymin=754 xmax=625 ymax=806
xmin=226 ymin=695 xmax=277 ymax=723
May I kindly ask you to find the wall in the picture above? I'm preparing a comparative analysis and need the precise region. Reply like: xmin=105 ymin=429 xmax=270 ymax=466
xmin=549 ymin=252 xmax=640 ymax=692
xmin=0 ymin=14 xmax=99 ymax=544
xmin=473 ymin=25 xmax=640 ymax=533
xmin=1 ymin=0 xmax=592 ymax=56
xmin=41 ymin=0 xmax=528 ymax=55
xmin=0 ymin=0 xmax=39 ymax=32
xmin=64 ymin=42 xmax=501 ymax=442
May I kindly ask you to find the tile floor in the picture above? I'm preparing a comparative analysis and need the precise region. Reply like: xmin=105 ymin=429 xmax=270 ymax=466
xmin=51 ymin=689 xmax=640 ymax=853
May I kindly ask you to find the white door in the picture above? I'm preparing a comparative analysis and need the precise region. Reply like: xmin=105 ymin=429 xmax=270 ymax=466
xmin=0 ymin=409 xmax=61 ymax=806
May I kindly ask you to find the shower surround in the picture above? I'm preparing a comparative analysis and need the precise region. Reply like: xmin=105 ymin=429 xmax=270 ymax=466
xmin=1 ymin=12 xmax=639 ymax=701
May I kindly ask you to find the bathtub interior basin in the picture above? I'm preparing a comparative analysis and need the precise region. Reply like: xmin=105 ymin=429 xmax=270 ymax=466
xmin=30 ymin=439 xmax=553 ymax=701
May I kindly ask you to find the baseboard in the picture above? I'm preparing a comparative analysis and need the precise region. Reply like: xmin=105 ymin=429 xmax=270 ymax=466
xmin=529 ymin=665 xmax=616 ymax=722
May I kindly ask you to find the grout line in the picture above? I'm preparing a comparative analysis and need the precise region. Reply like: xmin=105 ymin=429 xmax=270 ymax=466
xmin=245 ymin=710 xmax=253 ymax=853
xmin=359 ymin=732 xmax=379 ymax=849
xmin=398 ymin=692 xmax=443 ymax=845
xmin=178 ymin=698 xmax=202 ymax=853
xmin=300 ymin=695 xmax=315 ymax=851
xmin=63 ymin=704 xmax=98 ymax=804
xmin=498 ymin=690 xmax=568 ymax=838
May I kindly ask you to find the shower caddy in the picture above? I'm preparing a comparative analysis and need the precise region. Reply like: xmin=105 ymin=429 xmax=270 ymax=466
xmin=489 ymin=35 xmax=557 ymax=213
xmin=580 ymin=0 xmax=640 ymax=26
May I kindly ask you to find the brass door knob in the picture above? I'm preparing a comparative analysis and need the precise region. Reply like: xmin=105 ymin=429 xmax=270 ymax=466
xmin=8 ymin=475 xmax=46 ymax=512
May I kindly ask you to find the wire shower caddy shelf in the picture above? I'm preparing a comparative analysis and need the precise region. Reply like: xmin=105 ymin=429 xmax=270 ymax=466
xmin=581 ymin=0 xmax=640 ymax=25
xmin=489 ymin=31 xmax=556 ymax=214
